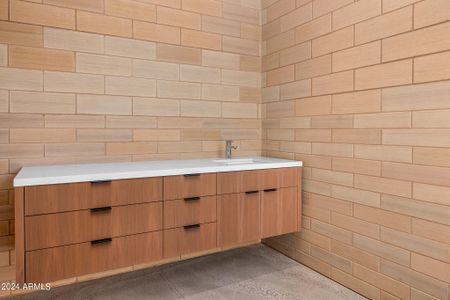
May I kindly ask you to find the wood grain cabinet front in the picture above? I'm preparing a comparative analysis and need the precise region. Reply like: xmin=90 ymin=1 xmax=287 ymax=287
xmin=25 ymin=202 xmax=163 ymax=251
xmin=217 ymin=170 xmax=260 ymax=194
xmin=163 ymin=173 xmax=216 ymax=200
xmin=110 ymin=177 xmax=162 ymax=206
xmin=163 ymin=222 xmax=217 ymax=258
xmin=217 ymin=168 xmax=298 ymax=193
xmin=218 ymin=192 xmax=260 ymax=247
xmin=164 ymin=196 xmax=216 ymax=229
xmin=26 ymin=231 xmax=163 ymax=283
xmin=25 ymin=182 xmax=93 ymax=216
xmin=24 ymin=177 xmax=162 ymax=216
xmin=261 ymin=187 xmax=298 ymax=238
xmin=260 ymin=168 xmax=298 ymax=190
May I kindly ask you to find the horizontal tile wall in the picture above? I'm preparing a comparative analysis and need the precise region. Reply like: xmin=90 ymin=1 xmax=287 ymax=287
xmin=261 ymin=0 xmax=450 ymax=299
xmin=0 ymin=0 xmax=262 ymax=292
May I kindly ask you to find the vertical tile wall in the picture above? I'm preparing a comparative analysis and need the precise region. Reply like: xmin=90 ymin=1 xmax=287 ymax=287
xmin=261 ymin=0 xmax=450 ymax=299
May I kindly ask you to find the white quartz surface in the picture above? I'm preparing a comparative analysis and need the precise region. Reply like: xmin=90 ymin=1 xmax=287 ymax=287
xmin=14 ymin=157 xmax=302 ymax=187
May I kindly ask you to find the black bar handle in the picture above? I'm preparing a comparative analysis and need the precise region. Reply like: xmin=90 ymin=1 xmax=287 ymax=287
xmin=264 ymin=188 xmax=277 ymax=192
xmin=245 ymin=190 xmax=259 ymax=194
xmin=184 ymin=173 xmax=200 ymax=177
xmin=90 ymin=180 xmax=112 ymax=184
xmin=183 ymin=224 xmax=200 ymax=230
xmin=90 ymin=206 xmax=112 ymax=213
xmin=184 ymin=196 xmax=200 ymax=201
xmin=91 ymin=238 xmax=112 ymax=245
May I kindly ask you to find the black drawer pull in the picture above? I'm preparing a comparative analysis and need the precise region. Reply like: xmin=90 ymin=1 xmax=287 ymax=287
xmin=184 ymin=224 xmax=200 ymax=230
xmin=184 ymin=196 xmax=200 ymax=201
xmin=184 ymin=173 xmax=200 ymax=177
xmin=245 ymin=190 xmax=259 ymax=194
xmin=90 ymin=180 xmax=112 ymax=184
xmin=264 ymin=188 xmax=277 ymax=192
xmin=90 ymin=206 xmax=112 ymax=213
xmin=91 ymin=238 xmax=112 ymax=245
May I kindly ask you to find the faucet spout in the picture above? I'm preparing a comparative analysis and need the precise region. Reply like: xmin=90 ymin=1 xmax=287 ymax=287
xmin=225 ymin=140 xmax=237 ymax=159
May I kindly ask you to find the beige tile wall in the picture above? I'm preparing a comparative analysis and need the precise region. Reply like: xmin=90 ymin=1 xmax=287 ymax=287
xmin=261 ymin=0 xmax=450 ymax=299
xmin=0 ymin=0 xmax=262 ymax=293
xmin=1 ymin=0 xmax=450 ymax=299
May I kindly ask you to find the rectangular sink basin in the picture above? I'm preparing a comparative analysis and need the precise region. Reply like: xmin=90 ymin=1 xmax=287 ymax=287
xmin=213 ymin=158 xmax=259 ymax=165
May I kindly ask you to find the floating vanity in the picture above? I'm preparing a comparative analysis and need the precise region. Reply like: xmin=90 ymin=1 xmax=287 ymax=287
xmin=14 ymin=157 xmax=303 ymax=285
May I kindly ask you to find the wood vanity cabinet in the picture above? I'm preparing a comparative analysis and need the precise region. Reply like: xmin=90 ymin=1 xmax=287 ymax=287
xmin=15 ymin=166 xmax=302 ymax=285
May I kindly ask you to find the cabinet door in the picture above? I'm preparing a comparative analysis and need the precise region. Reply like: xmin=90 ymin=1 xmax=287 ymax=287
xmin=218 ymin=192 xmax=260 ymax=247
xmin=240 ymin=192 xmax=261 ymax=243
xmin=217 ymin=194 xmax=239 ymax=247
xmin=261 ymin=187 xmax=297 ymax=238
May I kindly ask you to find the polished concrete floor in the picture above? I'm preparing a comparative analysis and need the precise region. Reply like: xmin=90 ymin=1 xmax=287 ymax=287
xmin=13 ymin=244 xmax=364 ymax=300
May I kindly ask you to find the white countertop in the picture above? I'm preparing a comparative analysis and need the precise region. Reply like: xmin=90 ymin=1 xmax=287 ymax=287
xmin=14 ymin=157 xmax=302 ymax=187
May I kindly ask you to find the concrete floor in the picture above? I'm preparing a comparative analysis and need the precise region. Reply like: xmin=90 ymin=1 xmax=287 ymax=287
xmin=12 ymin=244 xmax=365 ymax=300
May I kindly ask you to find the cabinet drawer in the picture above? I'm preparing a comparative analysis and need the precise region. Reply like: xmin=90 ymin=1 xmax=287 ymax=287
xmin=261 ymin=168 xmax=298 ymax=190
xmin=110 ymin=177 xmax=162 ymax=206
xmin=26 ymin=231 xmax=162 ymax=283
xmin=25 ymin=202 xmax=162 ymax=251
xmin=217 ymin=170 xmax=260 ymax=194
xmin=163 ymin=173 xmax=216 ymax=200
xmin=25 ymin=177 xmax=162 ymax=216
xmin=164 ymin=196 xmax=216 ymax=229
xmin=25 ymin=182 xmax=95 ymax=216
xmin=163 ymin=222 xmax=217 ymax=258
xmin=261 ymin=187 xmax=297 ymax=238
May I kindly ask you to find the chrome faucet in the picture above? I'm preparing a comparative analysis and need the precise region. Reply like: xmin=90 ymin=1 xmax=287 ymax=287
xmin=225 ymin=140 xmax=237 ymax=159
